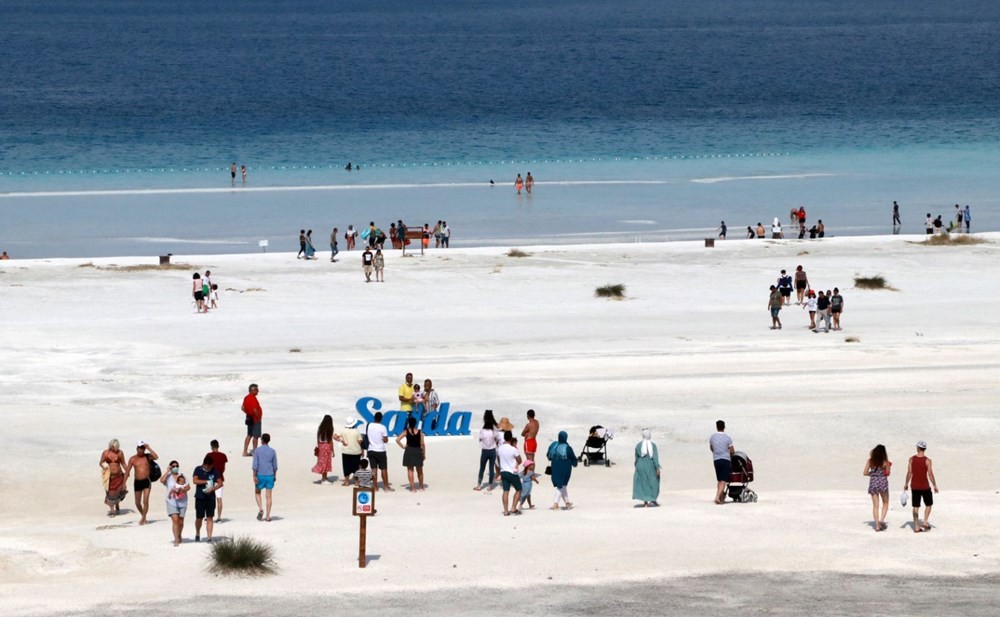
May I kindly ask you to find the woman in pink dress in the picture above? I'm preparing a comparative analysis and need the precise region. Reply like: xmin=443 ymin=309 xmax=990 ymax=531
xmin=312 ymin=415 xmax=335 ymax=483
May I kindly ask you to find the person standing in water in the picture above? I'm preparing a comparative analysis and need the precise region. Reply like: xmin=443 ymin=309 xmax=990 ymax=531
xmin=892 ymin=201 xmax=901 ymax=228
xmin=515 ymin=174 xmax=524 ymax=194
xmin=230 ymin=162 xmax=237 ymax=185
xmin=525 ymin=172 xmax=534 ymax=193
xmin=241 ymin=165 xmax=247 ymax=185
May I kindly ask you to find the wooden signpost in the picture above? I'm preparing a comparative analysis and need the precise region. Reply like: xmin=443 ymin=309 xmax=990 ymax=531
xmin=352 ymin=486 xmax=375 ymax=568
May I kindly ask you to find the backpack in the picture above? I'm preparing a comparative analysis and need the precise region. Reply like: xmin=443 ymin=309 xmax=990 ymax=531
xmin=147 ymin=454 xmax=162 ymax=482
xmin=361 ymin=424 xmax=370 ymax=451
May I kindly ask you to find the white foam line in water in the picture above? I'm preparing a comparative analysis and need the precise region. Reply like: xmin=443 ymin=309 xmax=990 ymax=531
xmin=128 ymin=237 xmax=250 ymax=245
xmin=0 ymin=180 xmax=678 ymax=199
xmin=690 ymin=173 xmax=836 ymax=184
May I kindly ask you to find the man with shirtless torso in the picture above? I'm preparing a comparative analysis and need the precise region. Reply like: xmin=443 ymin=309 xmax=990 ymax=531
xmin=126 ymin=440 xmax=159 ymax=525
xmin=521 ymin=409 xmax=540 ymax=461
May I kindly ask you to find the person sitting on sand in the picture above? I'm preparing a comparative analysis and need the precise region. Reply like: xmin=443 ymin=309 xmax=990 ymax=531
xmin=863 ymin=445 xmax=891 ymax=532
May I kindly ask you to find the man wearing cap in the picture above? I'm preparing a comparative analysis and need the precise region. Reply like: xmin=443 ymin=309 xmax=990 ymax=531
xmin=904 ymin=440 xmax=939 ymax=532
xmin=334 ymin=417 xmax=364 ymax=486
xmin=242 ymin=383 xmax=262 ymax=457
xmin=521 ymin=409 xmax=540 ymax=461
xmin=125 ymin=440 xmax=159 ymax=525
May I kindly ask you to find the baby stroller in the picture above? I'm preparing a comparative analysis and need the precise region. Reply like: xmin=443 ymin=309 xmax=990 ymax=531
xmin=727 ymin=451 xmax=757 ymax=503
xmin=579 ymin=425 xmax=614 ymax=467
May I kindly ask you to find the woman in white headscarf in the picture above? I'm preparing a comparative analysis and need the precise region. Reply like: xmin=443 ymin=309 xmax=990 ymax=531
xmin=632 ymin=429 xmax=661 ymax=507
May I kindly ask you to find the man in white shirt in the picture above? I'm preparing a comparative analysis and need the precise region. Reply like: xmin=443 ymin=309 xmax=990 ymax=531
xmin=495 ymin=431 xmax=523 ymax=516
xmin=366 ymin=412 xmax=392 ymax=491
xmin=709 ymin=420 xmax=735 ymax=504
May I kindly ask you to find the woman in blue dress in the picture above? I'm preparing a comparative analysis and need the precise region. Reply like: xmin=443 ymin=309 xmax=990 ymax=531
xmin=546 ymin=431 xmax=578 ymax=510
xmin=632 ymin=428 xmax=661 ymax=507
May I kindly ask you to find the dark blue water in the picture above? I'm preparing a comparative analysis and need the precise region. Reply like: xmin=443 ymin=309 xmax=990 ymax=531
xmin=2 ymin=0 xmax=999 ymax=176
xmin=1 ymin=0 xmax=999 ymax=258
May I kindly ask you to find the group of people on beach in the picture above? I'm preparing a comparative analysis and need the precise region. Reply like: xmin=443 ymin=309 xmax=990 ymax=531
xmin=514 ymin=172 xmax=535 ymax=194
xmin=309 ymin=373 xmax=441 ymax=493
xmin=100 ymin=437 xmax=242 ymax=545
xmin=767 ymin=265 xmax=844 ymax=332
xmin=924 ymin=204 xmax=973 ymax=235
xmin=229 ymin=162 xmax=247 ymax=186
xmin=190 ymin=270 xmax=219 ymax=313
xmin=864 ymin=441 xmax=940 ymax=533
xmin=717 ymin=208 xmax=827 ymax=241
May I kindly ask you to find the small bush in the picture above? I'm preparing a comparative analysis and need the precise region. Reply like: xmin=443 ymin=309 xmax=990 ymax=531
xmin=507 ymin=248 xmax=530 ymax=258
xmin=209 ymin=536 xmax=276 ymax=575
xmin=595 ymin=284 xmax=626 ymax=299
xmin=854 ymin=275 xmax=888 ymax=290
xmin=924 ymin=234 xmax=986 ymax=246
xmin=845 ymin=336 xmax=860 ymax=343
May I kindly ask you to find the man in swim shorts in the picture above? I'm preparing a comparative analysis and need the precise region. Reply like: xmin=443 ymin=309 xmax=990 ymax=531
xmin=252 ymin=433 xmax=278 ymax=522
xmin=126 ymin=440 xmax=158 ymax=525
xmin=793 ymin=265 xmax=809 ymax=304
xmin=904 ymin=440 xmax=938 ymax=533
xmin=521 ymin=409 xmax=539 ymax=461
xmin=777 ymin=269 xmax=793 ymax=306
xmin=709 ymin=420 xmax=735 ymax=504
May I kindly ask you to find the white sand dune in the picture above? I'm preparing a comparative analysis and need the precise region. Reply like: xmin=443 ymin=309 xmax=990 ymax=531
xmin=2 ymin=235 xmax=999 ymax=615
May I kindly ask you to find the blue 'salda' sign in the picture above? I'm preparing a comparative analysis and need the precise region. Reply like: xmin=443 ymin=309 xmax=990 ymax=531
xmin=355 ymin=396 xmax=472 ymax=436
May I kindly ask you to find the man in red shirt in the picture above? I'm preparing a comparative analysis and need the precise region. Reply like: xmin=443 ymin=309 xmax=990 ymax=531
xmin=242 ymin=384 xmax=262 ymax=457
xmin=904 ymin=440 xmax=939 ymax=533
xmin=207 ymin=439 xmax=229 ymax=522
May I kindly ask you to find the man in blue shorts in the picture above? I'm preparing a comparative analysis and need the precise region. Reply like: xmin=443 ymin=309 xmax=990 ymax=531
xmin=252 ymin=433 xmax=278 ymax=522
xmin=709 ymin=420 xmax=735 ymax=504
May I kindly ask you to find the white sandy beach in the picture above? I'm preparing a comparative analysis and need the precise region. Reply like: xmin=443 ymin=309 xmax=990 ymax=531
xmin=2 ymin=235 xmax=1000 ymax=615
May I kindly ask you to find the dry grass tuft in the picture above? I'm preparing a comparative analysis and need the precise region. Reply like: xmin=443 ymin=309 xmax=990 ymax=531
xmin=507 ymin=248 xmax=530 ymax=258
xmin=797 ymin=251 xmax=809 ymax=256
xmin=209 ymin=536 xmax=276 ymax=575
xmin=924 ymin=234 xmax=987 ymax=246
xmin=595 ymin=283 xmax=626 ymax=299
xmin=78 ymin=262 xmax=195 ymax=272
xmin=289 ymin=348 xmax=301 ymax=353
xmin=845 ymin=336 xmax=860 ymax=343
xmin=854 ymin=275 xmax=891 ymax=290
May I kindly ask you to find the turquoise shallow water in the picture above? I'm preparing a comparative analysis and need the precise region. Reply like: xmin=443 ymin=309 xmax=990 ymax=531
xmin=0 ymin=0 xmax=998 ymax=257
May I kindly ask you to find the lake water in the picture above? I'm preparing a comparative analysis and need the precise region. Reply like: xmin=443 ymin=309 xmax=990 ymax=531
xmin=1 ymin=0 xmax=998 ymax=257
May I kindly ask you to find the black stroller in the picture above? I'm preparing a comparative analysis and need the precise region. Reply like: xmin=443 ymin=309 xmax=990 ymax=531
xmin=578 ymin=425 xmax=614 ymax=467
xmin=726 ymin=451 xmax=758 ymax=502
